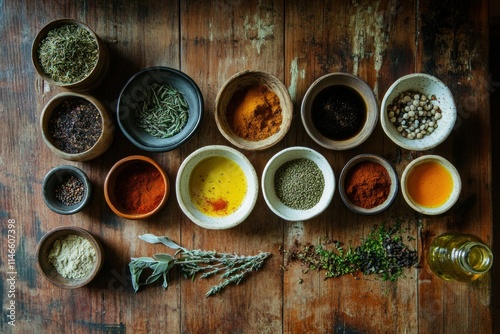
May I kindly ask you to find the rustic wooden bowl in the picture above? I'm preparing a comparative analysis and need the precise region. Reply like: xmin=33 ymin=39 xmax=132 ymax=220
xmin=104 ymin=155 xmax=169 ymax=220
xmin=40 ymin=92 xmax=114 ymax=162
xmin=339 ymin=154 xmax=399 ymax=215
xmin=215 ymin=70 xmax=293 ymax=151
xmin=301 ymin=72 xmax=378 ymax=150
xmin=36 ymin=226 xmax=104 ymax=289
xmin=32 ymin=18 xmax=109 ymax=91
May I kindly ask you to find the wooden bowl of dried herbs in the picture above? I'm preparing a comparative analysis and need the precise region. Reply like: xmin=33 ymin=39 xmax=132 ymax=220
xmin=40 ymin=92 xmax=114 ymax=161
xmin=32 ymin=18 xmax=109 ymax=91
xmin=117 ymin=66 xmax=204 ymax=152
xmin=36 ymin=226 xmax=104 ymax=289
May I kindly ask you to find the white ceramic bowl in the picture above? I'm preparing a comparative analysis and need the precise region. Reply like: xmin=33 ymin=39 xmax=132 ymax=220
xmin=401 ymin=155 xmax=461 ymax=215
xmin=176 ymin=145 xmax=259 ymax=229
xmin=339 ymin=154 xmax=398 ymax=215
xmin=380 ymin=73 xmax=457 ymax=151
xmin=262 ymin=146 xmax=335 ymax=221
xmin=301 ymin=73 xmax=378 ymax=150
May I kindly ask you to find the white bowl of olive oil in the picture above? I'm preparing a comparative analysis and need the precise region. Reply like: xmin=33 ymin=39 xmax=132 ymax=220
xmin=176 ymin=145 xmax=259 ymax=229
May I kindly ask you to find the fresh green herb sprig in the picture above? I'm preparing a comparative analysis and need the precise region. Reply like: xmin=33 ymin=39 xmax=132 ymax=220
xmin=129 ymin=234 xmax=271 ymax=297
xmin=284 ymin=221 xmax=419 ymax=282
xmin=135 ymin=84 xmax=189 ymax=138
xmin=38 ymin=24 xmax=98 ymax=84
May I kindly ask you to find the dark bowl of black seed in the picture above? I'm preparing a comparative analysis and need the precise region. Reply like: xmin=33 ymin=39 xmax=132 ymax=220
xmin=117 ymin=66 xmax=204 ymax=152
xmin=301 ymin=73 xmax=378 ymax=150
xmin=42 ymin=165 xmax=92 ymax=215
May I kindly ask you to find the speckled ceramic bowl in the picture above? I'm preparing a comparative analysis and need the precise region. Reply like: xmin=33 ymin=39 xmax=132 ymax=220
xmin=380 ymin=73 xmax=457 ymax=151
xmin=176 ymin=145 xmax=259 ymax=229
xmin=261 ymin=146 xmax=335 ymax=221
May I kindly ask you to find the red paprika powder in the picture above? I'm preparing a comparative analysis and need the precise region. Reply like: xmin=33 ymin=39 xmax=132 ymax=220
xmin=345 ymin=161 xmax=391 ymax=209
xmin=115 ymin=162 xmax=165 ymax=214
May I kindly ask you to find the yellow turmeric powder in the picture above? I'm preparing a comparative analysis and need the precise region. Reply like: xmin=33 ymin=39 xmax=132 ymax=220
xmin=226 ymin=84 xmax=282 ymax=141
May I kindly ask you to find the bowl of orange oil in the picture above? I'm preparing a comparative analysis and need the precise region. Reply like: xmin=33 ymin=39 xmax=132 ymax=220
xmin=401 ymin=155 xmax=461 ymax=215
xmin=176 ymin=145 xmax=259 ymax=229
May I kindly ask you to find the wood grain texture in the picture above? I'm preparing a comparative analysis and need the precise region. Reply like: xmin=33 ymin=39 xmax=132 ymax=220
xmin=0 ymin=0 xmax=492 ymax=333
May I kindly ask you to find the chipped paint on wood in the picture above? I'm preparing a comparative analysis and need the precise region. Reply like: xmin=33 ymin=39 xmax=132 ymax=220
xmin=289 ymin=57 xmax=305 ymax=103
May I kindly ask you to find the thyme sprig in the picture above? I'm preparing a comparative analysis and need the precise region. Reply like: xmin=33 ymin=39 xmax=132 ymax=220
xmin=129 ymin=234 xmax=271 ymax=297
xmin=284 ymin=221 xmax=419 ymax=282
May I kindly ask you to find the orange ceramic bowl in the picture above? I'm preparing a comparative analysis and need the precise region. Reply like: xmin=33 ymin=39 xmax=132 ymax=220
xmin=104 ymin=155 xmax=169 ymax=220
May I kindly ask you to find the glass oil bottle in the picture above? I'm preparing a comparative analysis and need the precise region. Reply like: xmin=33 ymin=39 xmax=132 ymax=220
xmin=428 ymin=233 xmax=493 ymax=282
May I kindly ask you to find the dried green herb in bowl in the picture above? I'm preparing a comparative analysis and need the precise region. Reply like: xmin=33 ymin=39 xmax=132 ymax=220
xmin=32 ymin=18 xmax=109 ymax=91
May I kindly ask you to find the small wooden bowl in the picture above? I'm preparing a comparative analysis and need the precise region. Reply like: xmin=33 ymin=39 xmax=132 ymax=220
xmin=40 ymin=92 xmax=115 ymax=162
xmin=32 ymin=18 xmax=109 ymax=91
xmin=104 ymin=155 xmax=170 ymax=220
xmin=215 ymin=70 xmax=293 ymax=151
xmin=36 ymin=226 xmax=104 ymax=289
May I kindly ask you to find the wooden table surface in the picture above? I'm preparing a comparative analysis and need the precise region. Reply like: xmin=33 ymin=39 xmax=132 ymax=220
xmin=0 ymin=0 xmax=493 ymax=333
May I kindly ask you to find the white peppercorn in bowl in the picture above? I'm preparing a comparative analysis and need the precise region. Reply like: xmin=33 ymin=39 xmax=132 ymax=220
xmin=262 ymin=146 xmax=335 ymax=221
xmin=380 ymin=73 xmax=457 ymax=151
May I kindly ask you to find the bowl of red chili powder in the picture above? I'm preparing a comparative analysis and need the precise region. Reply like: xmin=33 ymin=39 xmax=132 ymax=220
xmin=339 ymin=154 xmax=398 ymax=215
xmin=104 ymin=155 xmax=169 ymax=220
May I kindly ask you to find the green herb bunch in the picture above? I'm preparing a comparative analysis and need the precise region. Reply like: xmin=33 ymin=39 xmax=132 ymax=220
xmin=38 ymin=24 xmax=98 ymax=84
xmin=129 ymin=234 xmax=271 ymax=297
xmin=284 ymin=222 xmax=419 ymax=281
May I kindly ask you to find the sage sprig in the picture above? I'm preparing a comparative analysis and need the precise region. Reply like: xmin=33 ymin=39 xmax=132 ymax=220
xmin=129 ymin=234 xmax=271 ymax=297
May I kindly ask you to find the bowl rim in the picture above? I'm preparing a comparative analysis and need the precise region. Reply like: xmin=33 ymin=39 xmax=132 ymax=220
xmin=261 ymin=146 xmax=335 ymax=221
xmin=104 ymin=155 xmax=170 ymax=220
xmin=300 ymin=72 xmax=379 ymax=150
xmin=42 ymin=165 xmax=92 ymax=215
xmin=380 ymin=72 xmax=457 ymax=151
xmin=214 ymin=70 xmax=293 ymax=151
xmin=175 ymin=145 xmax=259 ymax=229
xmin=36 ymin=226 xmax=104 ymax=289
xmin=400 ymin=154 xmax=461 ymax=215
xmin=338 ymin=154 xmax=399 ymax=215
xmin=116 ymin=66 xmax=204 ymax=152
xmin=40 ymin=91 xmax=114 ymax=161
xmin=31 ymin=18 xmax=104 ymax=88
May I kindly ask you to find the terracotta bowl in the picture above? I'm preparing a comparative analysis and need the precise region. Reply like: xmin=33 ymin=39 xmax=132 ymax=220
xmin=301 ymin=72 xmax=378 ymax=150
xmin=40 ymin=92 xmax=114 ymax=162
xmin=104 ymin=155 xmax=169 ymax=220
xmin=36 ymin=226 xmax=104 ymax=289
xmin=32 ymin=18 xmax=109 ymax=91
xmin=215 ymin=70 xmax=293 ymax=151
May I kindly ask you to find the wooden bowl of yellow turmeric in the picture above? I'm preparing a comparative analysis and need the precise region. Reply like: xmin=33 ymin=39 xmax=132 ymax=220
xmin=215 ymin=70 xmax=293 ymax=151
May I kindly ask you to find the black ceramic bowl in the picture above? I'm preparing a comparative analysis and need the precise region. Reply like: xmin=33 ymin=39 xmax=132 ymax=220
xmin=42 ymin=165 xmax=92 ymax=215
xmin=117 ymin=66 xmax=204 ymax=152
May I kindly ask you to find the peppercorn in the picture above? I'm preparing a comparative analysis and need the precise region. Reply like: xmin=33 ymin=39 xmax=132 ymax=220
xmin=55 ymin=175 xmax=85 ymax=206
